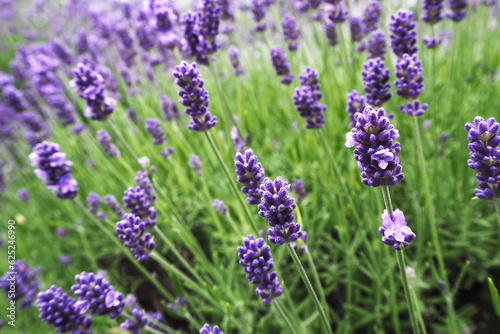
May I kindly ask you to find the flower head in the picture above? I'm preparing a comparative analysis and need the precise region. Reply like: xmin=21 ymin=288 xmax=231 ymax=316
xmin=235 ymin=149 xmax=266 ymax=205
xmin=270 ymin=46 xmax=294 ymax=84
xmin=361 ymin=58 xmax=392 ymax=107
xmin=389 ymin=10 xmax=418 ymax=58
xmin=282 ymin=14 xmax=299 ymax=51
xmin=145 ymin=119 xmax=167 ymax=145
xmin=346 ymin=90 xmax=367 ymax=127
xmin=363 ymin=0 xmax=382 ymax=34
xmin=97 ymin=129 xmax=120 ymax=157
xmin=379 ymin=209 xmax=416 ymax=250
xmin=447 ymin=0 xmax=467 ymax=22
xmin=200 ymin=323 xmax=223 ymax=334
xmin=1 ymin=260 xmax=41 ymax=309
xmin=116 ymin=213 xmax=156 ymax=261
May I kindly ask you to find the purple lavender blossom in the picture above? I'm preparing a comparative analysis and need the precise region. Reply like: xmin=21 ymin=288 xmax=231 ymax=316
xmin=389 ymin=10 xmax=418 ymax=58
xmin=422 ymin=0 xmax=445 ymax=24
xmin=345 ymin=106 xmax=404 ymax=187
xmin=326 ymin=2 xmax=348 ymax=23
xmin=1 ymin=260 xmax=41 ymax=309
xmin=423 ymin=37 xmax=442 ymax=49
xmin=161 ymin=146 xmax=175 ymax=158
xmin=22 ymin=112 xmax=51 ymax=147
xmin=363 ymin=0 xmax=382 ymax=34
xmin=116 ymin=213 xmax=156 ymax=261
xmin=17 ymin=188 xmax=30 ymax=202
xmin=231 ymin=126 xmax=247 ymax=153
xmin=145 ymin=119 xmax=167 ymax=146
xmin=447 ymin=0 xmax=468 ymax=21
xmin=282 ymin=14 xmax=299 ymax=51
xmin=292 ymin=179 xmax=306 ymax=202
xmin=270 ymin=46 xmax=294 ymax=84
xmin=59 ymin=254 xmax=72 ymax=266
xmin=235 ymin=149 xmax=266 ymax=205
xmin=394 ymin=53 xmax=428 ymax=117
xmin=173 ymin=62 xmax=217 ymax=132
xmin=346 ymin=90 xmax=367 ymax=127
xmin=213 ymin=199 xmax=228 ymax=217
xmin=361 ymin=58 xmax=392 ymax=107
xmin=123 ymin=187 xmax=157 ymax=228
xmin=51 ymin=39 xmax=76 ymax=65
xmin=399 ymin=100 xmax=428 ymax=117
xmin=190 ymin=154 xmax=203 ymax=178
xmin=325 ymin=21 xmax=339 ymax=46
xmin=258 ymin=177 xmax=303 ymax=245
xmin=367 ymin=31 xmax=386 ymax=59
xmin=120 ymin=308 xmax=148 ymax=333
xmin=292 ymin=231 xmax=309 ymax=251
xmin=350 ymin=17 xmax=364 ymax=42
xmin=128 ymin=107 xmax=138 ymax=123
xmin=2 ymin=84 xmax=27 ymax=113
xmin=238 ymin=235 xmax=283 ymax=304
xmin=160 ymin=95 xmax=179 ymax=121
xmin=251 ymin=0 xmax=268 ymax=32
xmin=293 ymin=67 xmax=326 ymax=129
xmin=97 ymin=129 xmax=120 ymax=157
xmin=464 ymin=117 xmax=500 ymax=201
xmin=37 ymin=285 xmax=92 ymax=333
xmin=29 ymin=141 xmax=78 ymax=199
xmin=87 ymin=192 xmax=101 ymax=215
xmin=56 ymin=226 xmax=68 ymax=239
xmin=104 ymin=195 xmax=125 ymax=218
xmin=72 ymin=271 xmax=124 ymax=318
xmin=379 ymin=209 xmax=416 ymax=249
xmin=228 ymin=46 xmax=244 ymax=76
xmin=200 ymin=323 xmax=223 ymax=334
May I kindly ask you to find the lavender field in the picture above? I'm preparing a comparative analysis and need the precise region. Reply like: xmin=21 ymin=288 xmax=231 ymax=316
xmin=1 ymin=0 xmax=500 ymax=333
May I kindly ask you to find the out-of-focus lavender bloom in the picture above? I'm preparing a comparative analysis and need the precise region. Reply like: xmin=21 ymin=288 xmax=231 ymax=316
xmin=252 ymin=0 xmax=268 ymax=32
xmin=87 ymin=192 xmax=101 ymax=215
xmin=464 ymin=117 xmax=500 ymax=201
xmin=72 ymin=123 xmax=85 ymax=135
xmin=21 ymin=112 xmax=50 ymax=147
xmin=76 ymin=28 xmax=89 ymax=55
xmin=423 ymin=0 xmax=445 ymax=24
xmin=325 ymin=21 xmax=338 ymax=46
xmin=2 ymin=84 xmax=28 ymax=113
xmin=346 ymin=90 xmax=367 ymax=127
xmin=293 ymin=67 xmax=326 ymax=129
xmin=228 ymin=46 xmax=244 ymax=76
xmin=235 ymin=149 xmax=266 ymax=205
xmin=116 ymin=213 xmax=156 ymax=261
xmin=447 ymin=0 xmax=468 ymax=21
xmin=104 ymin=194 xmax=125 ymax=219
xmin=135 ymin=170 xmax=157 ymax=201
xmin=270 ymin=46 xmax=294 ymax=84
xmin=394 ymin=53 xmax=428 ymax=117
xmin=389 ymin=10 xmax=418 ymax=58
xmin=72 ymin=271 xmax=124 ymax=318
xmin=120 ymin=308 xmax=147 ymax=333
xmin=173 ymin=62 xmax=217 ymax=132
xmin=56 ymin=226 xmax=68 ymax=239
xmin=213 ymin=199 xmax=228 ymax=217
xmin=29 ymin=141 xmax=78 ymax=199
xmin=258 ymin=177 xmax=303 ymax=245
xmin=1 ymin=260 xmax=41 ymax=309
xmin=161 ymin=146 xmax=175 ymax=158
xmin=363 ymin=0 xmax=382 ymax=34
xmin=423 ymin=120 xmax=432 ymax=132
xmin=200 ymin=323 xmax=223 ymax=334
xmin=97 ymin=129 xmax=120 ymax=158
xmin=423 ymin=37 xmax=442 ymax=48
xmin=345 ymin=107 xmax=404 ymax=187
xmin=379 ymin=209 xmax=416 ymax=249
xmin=231 ymin=126 xmax=247 ymax=153
xmin=135 ymin=17 xmax=156 ymax=52
xmin=367 ymin=31 xmax=386 ymax=59
xmin=190 ymin=154 xmax=203 ymax=178
xmin=399 ymin=100 xmax=428 ymax=117
xmin=350 ymin=17 xmax=364 ymax=42
xmin=282 ymin=14 xmax=299 ymax=51
xmin=127 ymin=107 xmax=138 ymax=123
xmin=326 ymin=2 xmax=348 ymax=23
xmin=145 ymin=119 xmax=167 ymax=145
xmin=17 ymin=188 xmax=30 ymax=202
xmin=59 ymin=254 xmax=71 ymax=266
xmin=51 ymin=39 xmax=75 ymax=65
xmin=161 ymin=95 xmax=179 ymax=121
xmin=292 ymin=231 xmax=308 ymax=251
xmin=116 ymin=25 xmax=137 ymax=68
xmin=238 ymin=235 xmax=283 ymax=304
xmin=37 ymin=285 xmax=92 ymax=333
xmin=123 ymin=186 xmax=157 ymax=228
xmin=361 ymin=58 xmax=392 ymax=107
xmin=292 ymin=179 xmax=306 ymax=202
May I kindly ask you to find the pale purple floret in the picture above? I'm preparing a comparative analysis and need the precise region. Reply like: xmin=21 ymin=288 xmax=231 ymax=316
xmin=200 ymin=323 xmax=223 ymax=334
xmin=104 ymin=194 xmax=125 ymax=218
xmin=379 ymin=209 xmax=416 ymax=250
xmin=87 ymin=192 xmax=101 ymax=215
xmin=228 ymin=46 xmax=244 ymax=76
xmin=213 ymin=199 xmax=228 ymax=217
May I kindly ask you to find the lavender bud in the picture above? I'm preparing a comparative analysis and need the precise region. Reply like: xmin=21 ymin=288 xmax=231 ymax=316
xmin=281 ymin=14 xmax=299 ymax=51
xmin=361 ymin=57 xmax=392 ymax=107
xmin=228 ymin=46 xmax=244 ymax=76
xmin=145 ymin=119 xmax=167 ymax=145
xmin=270 ymin=46 xmax=294 ymax=84
xmin=235 ymin=149 xmax=266 ymax=205
xmin=97 ymin=129 xmax=120 ymax=157
xmin=389 ymin=10 xmax=418 ymax=58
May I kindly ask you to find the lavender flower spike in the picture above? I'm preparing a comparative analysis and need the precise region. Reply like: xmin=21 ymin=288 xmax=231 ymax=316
xmin=346 ymin=90 xmax=367 ymax=127
xmin=235 ymin=149 xmax=266 ymax=205
xmin=270 ymin=46 xmax=294 ymax=84
xmin=361 ymin=58 xmax=392 ymax=107
xmin=1 ymin=260 xmax=41 ymax=309
xmin=345 ymin=106 xmax=404 ymax=187
xmin=447 ymin=0 xmax=468 ymax=22
xmin=213 ymin=199 xmax=228 ymax=217
xmin=97 ymin=129 xmax=120 ymax=157
xmin=104 ymin=195 xmax=125 ymax=218
xmin=367 ymin=31 xmax=386 ymax=60
xmin=173 ymin=62 xmax=217 ymax=132
xmin=379 ymin=209 xmax=416 ymax=250
xmin=349 ymin=17 xmax=363 ymax=42
xmin=258 ymin=177 xmax=303 ymax=245
xmin=325 ymin=21 xmax=339 ymax=47
xmin=389 ymin=10 xmax=418 ymax=58
xmin=116 ymin=213 xmax=156 ymax=261
xmin=282 ymin=14 xmax=299 ymax=51
xmin=251 ymin=0 xmax=267 ymax=32
xmin=363 ymin=0 xmax=382 ymax=34
xmin=228 ymin=46 xmax=244 ymax=76
xmin=145 ymin=119 xmax=167 ymax=145
xmin=87 ymin=192 xmax=101 ymax=215
xmin=190 ymin=154 xmax=203 ymax=178
xmin=464 ymin=117 xmax=500 ymax=201
xmin=422 ymin=0 xmax=445 ymax=25
xmin=293 ymin=67 xmax=326 ymax=129
xmin=395 ymin=53 xmax=428 ymax=117
xmin=200 ymin=323 xmax=223 ymax=334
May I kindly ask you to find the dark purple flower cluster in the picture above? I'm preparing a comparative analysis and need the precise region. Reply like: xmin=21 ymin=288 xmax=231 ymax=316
xmin=292 ymin=179 xmax=306 ymax=202
xmin=346 ymin=107 xmax=404 ymax=187
xmin=228 ymin=46 xmax=244 ymax=76
xmin=72 ymin=272 xmax=124 ymax=319
xmin=326 ymin=2 xmax=348 ymax=23
xmin=361 ymin=58 xmax=392 ymax=107
xmin=367 ymin=31 xmax=386 ymax=60
xmin=1 ymin=82 xmax=27 ymax=113
xmin=70 ymin=63 xmax=116 ymax=121
xmin=325 ymin=21 xmax=339 ymax=46
xmin=173 ymin=62 xmax=217 ymax=132
xmin=160 ymin=95 xmax=179 ymax=121
xmin=251 ymin=0 xmax=268 ymax=32
xmin=97 ymin=129 xmax=120 ymax=157
xmin=104 ymin=194 xmax=125 ymax=218
xmin=145 ymin=118 xmax=167 ymax=145
xmin=282 ymin=14 xmax=299 ymax=51
xmin=29 ymin=141 xmax=78 ymax=199
xmin=116 ymin=213 xmax=156 ymax=261
xmin=258 ymin=177 xmax=303 ymax=245
xmin=379 ymin=209 xmax=416 ymax=250
xmin=349 ymin=17 xmax=363 ymax=42
xmin=363 ymin=0 xmax=382 ymax=34
xmin=422 ymin=0 xmax=445 ymax=24
xmin=389 ymin=10 xmax=418 ymax=58
xmin=465 ymin=117 xmax=500 ymax=201
xmin=447 ymin=0 xmax=468 ymax=22
xmin=238 ymin=235 xmax=283 ymax=304
xmin=51 ymin=39 xmax=76 ymax=66
xmin=395 ymin=54 xmax=428 ymax=117
xmin=123 ymin=186 xmax=157 ymax=229
xmin=200 ymin=323 xmax=223 ymax=334
xmin=1 ymin=260 xmax=41 ymax=309
xmin=213 ymin=199 xmax=228 ymax=217
xmin=235 ymin=149 xmax=266 ymax=205
xmin=87 ymin=192 xmax=101 ymax=215
xmin=423 ymin=37 xmax=442 ymax=49
xmin=346 ymin=90 xmax=367 ymax=127
xmin=270 ymin=46 xmax=294 ymax=84
xmin=293 ymin=67 xmax=326 ymax=129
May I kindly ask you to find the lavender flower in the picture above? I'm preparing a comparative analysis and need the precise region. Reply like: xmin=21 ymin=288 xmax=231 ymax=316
xmin=251 ymin=0 xmax=267 ymax=32
xmin=464 ymin=117 xmax=500 ymax=201
xmin=104 ymin=195 xmax=125 ymax=218
xmin=29 ymin=141 xmax=78 ymax=199
xmin=2 ymin=84 xmax=27 ymax=113
xmin=235 ymin=149 xmax=266 ymax=205
xmin=292 ymin=179 xmax=306 ymax=202
xmin=326 ymin=3 xmax=348 ymax=23
xmin=325 ymin=21 xmax=338 ymax=46
xmin=120 ymin=308 xmax=149 ymax=333
xmin=72 ymin=272 xmax=124 ymax=318
xmin=17 ymin=188 xmax=30 ymax=202
xmin=345 ymin=106 xmax=404 ymax=187
xmin=447 ymin=0 xmax=468 ymax=21
xmin=22 ymin=112 xmax=51 ymax=147
xmin=231 ymin=126 xmax=247 ymax=153
xmin=367 ymin=31 xmax=386 ymax=59
xmin=116 ymin=213 xmax=156 ymax=261
xmin=213 ymin=199 xmax=228 ymax=217
xmin=59 ymin=254 xmax=72 ymax=266
xmin=270 ymin=46 xmax=294 ymax=84
xmin=145 ymin=119 xmax=167 ymax=146
xmin=190 ymin=154 xmax=203 ymax=178
xmin=293 ymin=67 xmax=326 ymax=129
xmin=389 ymin=10 xmax=418 ymax=58
xmin=394 ymin=54 xmax=428 ymax=117
xmin=87 ymin=192 xmax=101 ymax=215
xmin=258 ymin=177 xmax=303 ymax=245
xmin=379 ymin=209 xmax=416 ymax=249
xmin=97 ymin=129 xmax=120 ymax=158
xmin=292 ymin=231 xmax=308 ymax=251
xmin=349 ymin=17 xmax=364 ymax=42
xmin=346 ymin=90 xmax=367 ymax=127
xmin=423 ymin=37 xmax=442 ymax=49
xmin=37 ymin=285 xmax=92 ymax=333
xmin=363 ymin=0 xmax=382 ymax=34
xmin=422 ymin=0 xmax=445 ymax=24
xmin=56 ymin=227 xmax=68 ymax=239
xmin=160 ymin=95 xmax=179 ymax=121
xmin=123 ymin=187 xmax=157 ymax=228
xmin=1 ymin=260 xmax=41 ymax=309
xmin=200 ymin=323 xmax=223 ymax=334
xmin=238 ymin=235 xmax=283 ymax=304
xmin=361 ymin=58 xmax=392 ymax=107
xmin=282 ymin=14 xmax=299 ymax=51
xmin=128 ymin=107 xmax=138 ymax=123
xmin=173 ymin=62 xmax=217 ymax=132
xmin=161 ymin=146 xmax=175 ymax=158
xmin=51 ymin=39 xmax=76 ymax=66
xmin=228 ymin=46 xmax=244 ymax=76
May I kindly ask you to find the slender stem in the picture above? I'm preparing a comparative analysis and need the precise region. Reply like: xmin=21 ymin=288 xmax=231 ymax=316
xmin=494 ymin=199 xmax=500 ymax=229
xmin=274 ymin=299 xmax=300 ymax=334
xmin=409 ymin=286 xmax=428 ymax=334
xmin=412 ymin=117 xmax=459 ymax=333
xmin=395 ymin=251 xmax=420 ymax=334
xmin=305 ymin=249 xmax=329 ymax=316
xmin=204 ymin=130 xmax=260 ymax=235
xmin=107 ymin=119 xmax=139 ymax=160
xmin=208 ymin=61 xmax=240 ymax=132
xmin=381 ymin=186 xmax=394 ymax=215
xmin=286 ymin=243 xmax=331 ymax=333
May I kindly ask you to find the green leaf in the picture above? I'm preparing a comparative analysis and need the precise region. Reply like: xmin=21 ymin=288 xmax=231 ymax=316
xmin=488 ymin=278 xmax=500 ymax=317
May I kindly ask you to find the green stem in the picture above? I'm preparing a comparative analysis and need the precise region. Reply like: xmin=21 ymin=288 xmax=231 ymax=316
xmin=494 ymin=199 xmax=500 ymax=229
xmin=395 ymin=251 xmax=421 ymax=334
xmin=286 ymin=243 xmax=331 ymax=333
xmin=274 ymin=299 xmax=300 ymax=334
xmin=204 ymin=130 xmax=260 ymax=235
xmin=412 ymin=117 xmax=459 ymax=333
xmin=305 ymin=249 xmax=329 ymax=317
xmin=107 ymin=119 xmax=139 ymax=161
